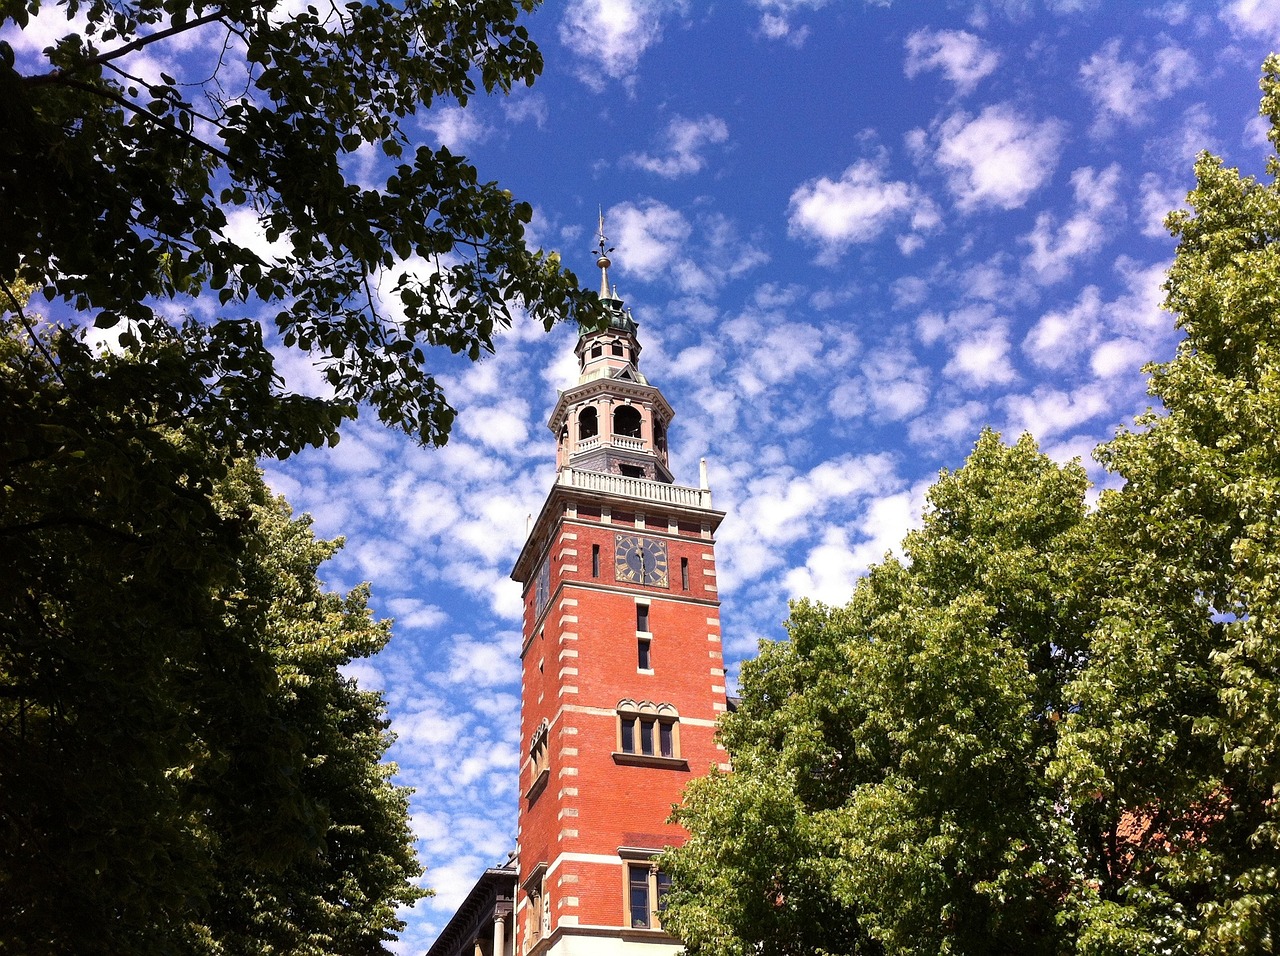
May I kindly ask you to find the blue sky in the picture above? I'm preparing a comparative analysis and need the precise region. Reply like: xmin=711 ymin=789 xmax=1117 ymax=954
xmin=8 ymin=0 xmax=1280 ymax=951
xmin=278 ymin=3 xmax=1280 ymax=951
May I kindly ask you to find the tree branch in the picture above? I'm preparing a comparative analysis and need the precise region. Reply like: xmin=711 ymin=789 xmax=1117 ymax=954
xmin=0 ymin=277 xmax=67 ymax=387
xmin=52 ymin=76 xmax=232 ymax=164
xmin=89 ymin=10 xmax=229 ymax=68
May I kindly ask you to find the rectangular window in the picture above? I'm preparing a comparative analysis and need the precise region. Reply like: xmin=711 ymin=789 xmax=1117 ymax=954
xmin=592 ymin=544 xmax=600 ymax=577
xmin=680 ymin=557 xmax=689 ymax=591
xmin=621 ymin=719 xmax=635 ymax=754
xmin=629 ymin=866 xmax=651 ymax=929
xmin=659 ymin=721 xmax=673 ymax=758
xmin=638 ymin=638 xmax=651 ymax=670
xmin=636 ymin=603 xmax=650 ymax=633
xmin=640 ymin=718 xmax=655 ymax=756
xmin=625 ymin=864 xmax=672 ymax=930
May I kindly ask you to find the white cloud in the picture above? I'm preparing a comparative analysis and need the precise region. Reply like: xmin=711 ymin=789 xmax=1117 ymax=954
xmin=442 ymin=634 xmax=521 ymax=688
xmin=558 ymin=0 xmax=678 ymax=89
xmin=932 ymin=105 xmax=1066 ymax=210
xmin=1001 ymin=385 xmax=1111 ymax=441
xmin=1023 ymin=285 xmax=1104 ymax=370
xmin=1079 ymin=38 xmax=1198 ymax=135
xmin=903 ymin=28 xmax=999 ymax=96
xmin=908 ymin=399 xmax=988 ymax=449
xmin=1137 ymin=172 xmax=1186 ymax=238
xmin=420 ymin=106 xmax=491 ymax=151
xmin=386 ymin=598 xmax=449 ymax=632
xmin=606 ymin=202 xmax=767 ymax=295
xmin=749 ymin=0 xmax=831 ymax=43
xmin=944 ymin=326 xmax=1017 ymax=387
xmin=828 ymin=342 xmax=930 ymax=422
xmin=788 ymin=159 xmax=938 ymax=262
xmin=503 ymin=93 xmax=549 ymax=128
xmin=607 ymin=200 xmax=692 ymax=281
xmin=454 ymin=398 xmax=533 ymax=455
xmin=626 ymin=114 xmax=729 ymax=178
xmin=1021 ymin=164 xmax=1123 ymax=283
xmin=1221 ymin=0 xmax=1280 ymax=37
xmin=1090 ymin=337 xmax=1149 ymax=378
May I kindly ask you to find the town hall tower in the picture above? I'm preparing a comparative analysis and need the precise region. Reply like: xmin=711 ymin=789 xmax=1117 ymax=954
xmin=427 ymin=224 xmax=729 ymax=956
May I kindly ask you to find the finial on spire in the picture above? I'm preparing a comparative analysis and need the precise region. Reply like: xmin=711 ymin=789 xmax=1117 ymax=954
xmin=595 ymin=206 xmax=615 ymax=300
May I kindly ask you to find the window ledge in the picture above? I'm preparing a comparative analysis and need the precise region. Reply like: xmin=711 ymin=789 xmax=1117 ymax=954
xmin=612 ymin=752 xmax=688 ymax=770
xmin=621 ymin=927 xmax=675 ymax=941
xmin=526 ymin=767 xmax=550 ymax=803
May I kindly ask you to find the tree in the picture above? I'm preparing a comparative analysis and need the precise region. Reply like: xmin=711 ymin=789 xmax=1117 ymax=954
xmin=1051 ymin=54 xmax=1280 ymax=955
xmin=663 ymin=57 xmax=1280 ymax=956
xmin=664 ymin=432 xmax=1095 ymax=956
xmin=0 ymin=318 xmax=423 ymax=955
xmin=1 ymin=0 xmax=596 ymax=455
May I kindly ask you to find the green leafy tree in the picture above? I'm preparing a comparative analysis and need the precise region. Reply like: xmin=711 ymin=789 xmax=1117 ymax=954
xmin=0 ymin=319 xmax=422 ymax=955
xmin=1 ymin=0 xmax=595 ymax=454
xmin=1051 ymin=54 xmax=1280 ymax=955
xmin=664 ymin=432 xmax=1095 ymax=956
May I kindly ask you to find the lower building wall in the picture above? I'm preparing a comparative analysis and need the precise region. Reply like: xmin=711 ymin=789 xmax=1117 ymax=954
xmin=536 ymin=928 xmax=682 ymax=956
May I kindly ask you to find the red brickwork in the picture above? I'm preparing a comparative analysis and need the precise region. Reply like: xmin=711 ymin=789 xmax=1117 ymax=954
xmin=515 ymin=495 xmax=727 ymax=944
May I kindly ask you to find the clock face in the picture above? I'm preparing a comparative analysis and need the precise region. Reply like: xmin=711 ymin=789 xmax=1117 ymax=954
xmin=615 ymin=534 xmax=669 ymax=587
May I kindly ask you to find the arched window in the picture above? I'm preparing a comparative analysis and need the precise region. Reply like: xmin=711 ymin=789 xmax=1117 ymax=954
xmin=653 ymin=419 xmax=667 ymax=452
xmin=614 ymin=405 xmax=642 ymax=438
xmin=579 ymin=406 xmax=598 ymax=440
xmin=616 ymin=700 xmax=679 ymax=759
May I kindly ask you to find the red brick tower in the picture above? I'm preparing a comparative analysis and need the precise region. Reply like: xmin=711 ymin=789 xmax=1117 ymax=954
xmin=509 ymin=224 xmax=728 ymax=956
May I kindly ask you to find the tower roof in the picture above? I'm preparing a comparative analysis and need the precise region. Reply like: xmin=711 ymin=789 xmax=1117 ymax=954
xmin=583 ymin=210 xmax=637 ymax=337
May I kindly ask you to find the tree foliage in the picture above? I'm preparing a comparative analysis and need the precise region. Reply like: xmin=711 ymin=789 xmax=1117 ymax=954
xmin=0 ymin=318 xmax=423 ymax=955
xmin=664 ymin=433 xmax=1094 ymax=956
xmin=663 ymin=56 xmax=1280 ymax=956
xmin=1 ymin=0 xmax=596 ymax=454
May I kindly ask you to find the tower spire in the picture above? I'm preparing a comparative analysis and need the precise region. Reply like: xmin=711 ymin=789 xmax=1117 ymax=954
xmin=595 ymin=207 xmax=614 ymax=300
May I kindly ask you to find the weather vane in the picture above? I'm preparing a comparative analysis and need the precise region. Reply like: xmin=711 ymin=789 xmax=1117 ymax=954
xmin=595 ymin=206 xmax=615 ymax=298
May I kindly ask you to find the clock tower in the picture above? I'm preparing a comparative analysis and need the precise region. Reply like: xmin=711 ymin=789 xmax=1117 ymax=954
xmin=508 ymin=226 xmax=729 ymax=956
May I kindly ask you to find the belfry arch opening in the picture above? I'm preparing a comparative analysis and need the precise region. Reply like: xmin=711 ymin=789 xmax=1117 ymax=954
xmin=614 ymin=405 xmax=642 ymax=438
xmin=579 ymin=406 xmax=598 ymax=439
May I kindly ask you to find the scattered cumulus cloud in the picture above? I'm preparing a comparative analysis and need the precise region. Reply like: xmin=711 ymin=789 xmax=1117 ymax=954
xmin=928 ymin=104 xmax=1066 ymax=210
xmin=788 ymin=158 xmax=939 ymax=263
xmin=749 ymin=0 xmax=832 ymax=44
xmin=1079 ymin=38 xmax=1198 ymax=135
xmin=1137 ymin=172 xmax=1186 ymax=238
xmin=419 ymin=106 xmax=490 ymax=150
xmin=558 ymin=0 xmax=677 ymax=89
xmin=625 ymin=114 xmax=730 ymax=178
xmin=1021 ymin=164 xmax=1123 ymax=283
xmin=1221 ymin=0 xmax=1280 ymax=37
xmin=607 ymin=201 xmax=767 ymax=295
xmin=903 ymin=28 xmax=999 ymax=96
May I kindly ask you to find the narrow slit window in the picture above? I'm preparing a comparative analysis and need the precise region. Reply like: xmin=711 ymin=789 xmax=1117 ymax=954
xmin=592 ymin=544 xmax=600 ymax=578
xmin=636 ymin=603 xmax=649 ymax=632
xmin=680 ymin=557 xmax=689 ymax=591
xmin=638 ymin=638 xmax=651 ymax=670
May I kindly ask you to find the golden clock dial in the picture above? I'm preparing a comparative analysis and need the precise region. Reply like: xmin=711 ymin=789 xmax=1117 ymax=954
xmin=615 ymin=534 xmax=669 ymax=587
